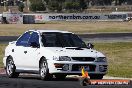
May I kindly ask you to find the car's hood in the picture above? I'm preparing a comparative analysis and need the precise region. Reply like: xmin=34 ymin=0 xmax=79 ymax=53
xmin=44 ymin=47 xmax=105 ymax=57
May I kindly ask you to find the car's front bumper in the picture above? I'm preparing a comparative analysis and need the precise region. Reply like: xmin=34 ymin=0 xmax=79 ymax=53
xmin=48 ymin=61 xmax=108 ymax=75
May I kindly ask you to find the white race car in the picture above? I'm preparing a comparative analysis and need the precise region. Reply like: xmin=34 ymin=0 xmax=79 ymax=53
xmin=3 ymin=30 xmax=108 ymax=80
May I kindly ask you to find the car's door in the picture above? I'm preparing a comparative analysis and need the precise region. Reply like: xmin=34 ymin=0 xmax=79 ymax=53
xmin=14 ymin=32 xmax=31 ymax=69
xmin=23 ymin=32 xmax=40 ymax=71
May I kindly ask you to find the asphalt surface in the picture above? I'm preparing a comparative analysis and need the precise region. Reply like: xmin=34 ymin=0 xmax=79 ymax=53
xmin=1 ymin=33 xmax=132 ymax=43
xmin=79 ymin=33 xmax=132 ymax=43
xmin=0 ymin=74 xmax=80 ymax=88
xmin=0 ymin=74 xmax=131 ymax=88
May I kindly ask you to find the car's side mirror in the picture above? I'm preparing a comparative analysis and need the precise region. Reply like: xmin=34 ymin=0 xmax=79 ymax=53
xmin=30 ymin=42 xmax=40 ymax=48
xmin=87 ymin=43 xmax=94 ymax=49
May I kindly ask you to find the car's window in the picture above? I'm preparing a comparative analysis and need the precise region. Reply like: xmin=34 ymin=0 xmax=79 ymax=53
xmin=41 ymin=33 xmax=61 ymax=47
xmin=41 ymin=32 xmax=87 ymax=48
xmin=28 ymin=32 xmax=40 ymax=46
xmin=16 ymin=32 xmax=31 ymax=47
xmin=70 ymin=34 xmax=86 ymax=48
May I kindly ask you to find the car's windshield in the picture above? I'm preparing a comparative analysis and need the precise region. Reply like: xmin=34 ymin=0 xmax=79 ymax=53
xmin=41 ymin=32 xmax=87 ymax=48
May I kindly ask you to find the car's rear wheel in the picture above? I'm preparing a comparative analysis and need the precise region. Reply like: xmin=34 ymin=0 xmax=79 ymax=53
xmin=6 ymin=57 xmax=19 ymax=78
xmin=90 ymin=74 xmax=104 ymax=79
xmin=39 ymin=59 xmax=52 ymax=80
xmin=55 ymin=74 xmax=67 ymax=80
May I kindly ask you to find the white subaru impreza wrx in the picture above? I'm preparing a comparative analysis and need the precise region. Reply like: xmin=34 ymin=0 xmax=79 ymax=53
xmin=3 ymin=30 xmax=108 ymax=80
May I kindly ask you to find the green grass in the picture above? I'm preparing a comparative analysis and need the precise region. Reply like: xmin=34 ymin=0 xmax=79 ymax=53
xmin=0 ymin=22 xmax=132 ymax=36
xmin=94 ymin=42 xmax=132 ymax=78
xmin=0 ymin=42 xmax=132 ymax=78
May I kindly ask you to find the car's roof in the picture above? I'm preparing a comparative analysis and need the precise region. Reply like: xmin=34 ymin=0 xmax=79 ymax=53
xmin=29 ymin=30 xmax=72 ymax=33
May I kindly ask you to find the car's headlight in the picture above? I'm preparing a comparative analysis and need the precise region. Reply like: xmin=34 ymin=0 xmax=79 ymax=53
xmin=95 ymin=57 xmax=107 ymax=62
xmin=53 ymin=56 xmax=71 ymax=61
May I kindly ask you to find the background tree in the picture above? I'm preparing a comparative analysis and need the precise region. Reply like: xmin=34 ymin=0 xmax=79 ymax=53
xmin=18 ymin=2 xmax=25 ymax=12
xmin=28 ymin=0 xmax=132 ymax=12
xmin=64 ymin=1 xmax=80 ymax=11
xmin=79 ymin=0 xmax=87 ymax=10
xmin=29 ymin=0 xmax=46 ymax=12
xmin=47 ymin=0 xmax=65 ymax=12
xmin=126 ymin=0 xmax=132 ymax=5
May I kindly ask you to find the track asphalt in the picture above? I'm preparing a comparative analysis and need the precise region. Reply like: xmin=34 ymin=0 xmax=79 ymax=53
xmin=1 ymin=32 xmax=132 ymax=43
xmin=0 ymin=74 xmax=131 ymax=88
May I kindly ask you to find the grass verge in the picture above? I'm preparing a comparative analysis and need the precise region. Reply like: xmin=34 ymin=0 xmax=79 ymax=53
xmin=0 ymin=22 xmax=132 ymax=36
xmin=95 ymin=42 xmax=132 ymax=78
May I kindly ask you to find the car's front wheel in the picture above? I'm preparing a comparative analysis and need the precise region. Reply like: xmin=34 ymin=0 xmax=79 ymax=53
xmin=39 ymin=59 xmax=52 ymax=80
xmin=6 ymin=57 xmax=19 ymax=78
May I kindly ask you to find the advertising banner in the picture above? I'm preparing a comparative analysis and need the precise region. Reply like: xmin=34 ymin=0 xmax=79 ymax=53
xmin=31 ymin=13 xmax=127 ymax=23
xmin=3 ymin=12 xmax=23 ymax=24
xmin=0 ymin=14 xmax=2 ymax=23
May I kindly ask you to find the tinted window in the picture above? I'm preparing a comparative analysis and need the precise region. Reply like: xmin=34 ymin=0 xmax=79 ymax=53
xmin=16 ymin=32 xmax=31 ymax=46
xmin=28 ymin=32 xmax=40 ymax=46
xmin=42 ymin=33 xmax=58 ymax=47
xmin=41 ymin=32 xmax=87 ymax=48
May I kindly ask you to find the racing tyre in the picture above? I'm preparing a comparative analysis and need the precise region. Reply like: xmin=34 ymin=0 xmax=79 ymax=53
xmin=39 ymin=59 xmax=52 ymax=80
xmin=90 ymin=74 xmax=104 ymax=79
xmin=6 ymin=57 xmax=19 ymax=78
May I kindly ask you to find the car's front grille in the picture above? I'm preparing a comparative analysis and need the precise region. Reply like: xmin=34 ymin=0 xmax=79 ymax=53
xmin=72 ymin=64 xmax=96 ymax=71
xmin=72 ymin=57 xmax=95 ymax=61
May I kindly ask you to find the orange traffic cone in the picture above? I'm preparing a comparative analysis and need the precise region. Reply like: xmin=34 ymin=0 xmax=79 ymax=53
xmin=80 ymin=67 xmax=91 ymax=86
